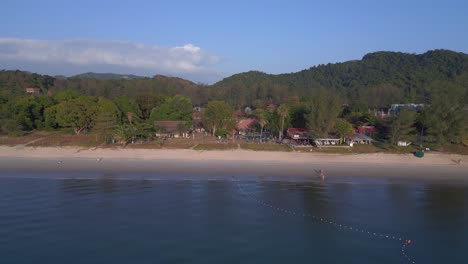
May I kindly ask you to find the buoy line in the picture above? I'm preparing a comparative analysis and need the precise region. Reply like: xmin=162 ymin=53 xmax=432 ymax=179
xmin=232 ymin=176 xmax=416 ymax=263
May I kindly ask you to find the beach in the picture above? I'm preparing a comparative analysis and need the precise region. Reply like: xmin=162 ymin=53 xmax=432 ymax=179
xmin=0 ymin=146 xmax=466 ymax=180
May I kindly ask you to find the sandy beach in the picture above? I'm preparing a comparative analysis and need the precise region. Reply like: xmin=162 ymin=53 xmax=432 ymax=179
xmin=0 ymin=146 xmax=466 ymax=180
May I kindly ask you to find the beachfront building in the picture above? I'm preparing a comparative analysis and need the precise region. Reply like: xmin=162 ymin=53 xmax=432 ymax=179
xmin=356 ymin=125 xmax=376 ymax=135
xmin=348 ymin=133 xmax=373 ymax=146
xmin=237 ymin=118 xmax=271 ymax=141
xmin=237 ymin=118 xmax=257 ymax=135
xmin=154 ymin=121 xmax=190 ymax=138
xmin=287 ymin=128 xmax=310 ymax=145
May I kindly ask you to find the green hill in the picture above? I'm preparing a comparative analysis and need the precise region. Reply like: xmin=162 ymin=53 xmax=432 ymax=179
xmin=213 ymin=49 xmax=468 ymax=108
xmin=1 ymin=49 xmax=467 ymax=108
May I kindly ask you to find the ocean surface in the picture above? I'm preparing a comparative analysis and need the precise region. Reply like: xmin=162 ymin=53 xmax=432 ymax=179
xmin=0 ymin=172 xmax=467 ymax=264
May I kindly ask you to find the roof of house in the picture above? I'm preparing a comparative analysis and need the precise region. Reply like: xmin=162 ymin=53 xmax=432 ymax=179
xmin=287 ymin=128 xmax=309 ymax=139
xmin=237 ymin=118 xmax=257 ymax=130
xmin=287 ymin=128 xmax=307 ymax=133
xmin=351 ymin=133 xmax=373 ymax=141
xmin=154 ymin=121 xmax=187 ymax=133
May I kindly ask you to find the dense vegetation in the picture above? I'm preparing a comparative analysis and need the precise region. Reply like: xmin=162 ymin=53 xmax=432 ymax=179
xmin=213 ymin=49 xmax=468 ymax=109
xmin=0 ymin=49 xmax=467 ymax=148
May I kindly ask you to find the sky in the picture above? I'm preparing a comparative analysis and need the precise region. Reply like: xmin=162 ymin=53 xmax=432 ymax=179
xmin=1 ymin=0 xmax=467 ymax=83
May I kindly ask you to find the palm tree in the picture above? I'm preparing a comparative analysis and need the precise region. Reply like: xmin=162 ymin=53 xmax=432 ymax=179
xmin=253 ymin=109 xmax=268 ymax=142
xmin=258 ymin=113 xmax=268 ymax=142
xmin=277 ymin=104 xmax=290 ymax=140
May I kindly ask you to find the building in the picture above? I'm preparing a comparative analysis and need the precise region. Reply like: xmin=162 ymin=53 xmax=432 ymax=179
xmin=356 ymin=125 xmax=376 ymax=135
xmin=25 ymin=87 xmax=41 ymax=94
xmin=287 ymin=128 xmax=310 ymax=145
xmin=154 ymin=121 xmax=190 ymax=138
xmin=237 ymin=118 xmax=257 ymax=135
xmin=349 ymin=133 xmax=373 ymax=145
xmin=389 ymin=104 xmax=424 ymax=116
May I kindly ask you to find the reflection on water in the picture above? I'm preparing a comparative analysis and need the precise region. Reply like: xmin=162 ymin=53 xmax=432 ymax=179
xmin=0 ymin=173 xmax=467 ymax=264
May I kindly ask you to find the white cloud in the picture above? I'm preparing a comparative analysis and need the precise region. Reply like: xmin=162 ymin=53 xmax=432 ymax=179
xmin=0 ymin=38 xmax=222 ymax=82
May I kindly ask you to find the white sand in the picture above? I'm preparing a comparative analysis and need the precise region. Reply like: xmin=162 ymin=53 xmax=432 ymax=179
xmin=0 ymin=146 xmax=466 ymax=180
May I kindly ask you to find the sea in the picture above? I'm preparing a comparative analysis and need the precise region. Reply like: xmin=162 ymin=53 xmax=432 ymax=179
xmin=0 ymin=172 xmax=467 ymax=264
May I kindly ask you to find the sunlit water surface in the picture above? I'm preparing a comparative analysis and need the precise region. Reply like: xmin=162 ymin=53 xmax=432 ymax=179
xmin=0 ymin=172 xmax=467 ymax=264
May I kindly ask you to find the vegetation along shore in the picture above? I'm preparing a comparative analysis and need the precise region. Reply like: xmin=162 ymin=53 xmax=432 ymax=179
xmin=1 ymin=50 xmax=467 ymax=155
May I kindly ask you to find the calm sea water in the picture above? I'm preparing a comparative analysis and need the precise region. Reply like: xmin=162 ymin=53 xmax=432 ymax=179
xmin=0 ymin=172 xmax=467 ymax=264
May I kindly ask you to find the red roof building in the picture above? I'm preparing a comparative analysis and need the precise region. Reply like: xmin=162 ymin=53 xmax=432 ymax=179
xmin=356 ymin=125 xmax=376 ymax=134
xmin=237 ymin=118 xmax=257 ymax=131
xmin=287 ymin=128 xmax=309 ymax=139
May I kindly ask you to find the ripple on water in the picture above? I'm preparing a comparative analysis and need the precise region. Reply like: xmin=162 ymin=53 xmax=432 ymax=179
xmin=0 ymin=173 xmax=467 ymax=264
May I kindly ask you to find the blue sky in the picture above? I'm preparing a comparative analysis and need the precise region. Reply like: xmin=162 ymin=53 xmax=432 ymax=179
xmin=1 ymin=0 xmax=467 ymax=83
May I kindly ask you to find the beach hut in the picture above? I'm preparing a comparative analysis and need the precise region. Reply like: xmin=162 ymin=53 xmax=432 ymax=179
xmin=154 ymin=121 xmax=190 ymax=138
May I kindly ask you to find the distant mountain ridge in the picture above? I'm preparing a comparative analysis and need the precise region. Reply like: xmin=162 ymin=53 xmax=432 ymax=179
xmin=71 ymin=72 xmax=146 ymax=80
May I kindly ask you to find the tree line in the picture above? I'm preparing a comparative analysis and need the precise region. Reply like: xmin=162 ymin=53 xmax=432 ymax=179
xmin=0 ymin=85 xmax=466 ymax=146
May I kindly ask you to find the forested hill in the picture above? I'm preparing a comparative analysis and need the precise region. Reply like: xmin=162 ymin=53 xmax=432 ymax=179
xmin=1 ymin=49 xmax=468 ymax=109
xmin=0 ymin=70 xmax=206 ymax=105
xmin=71 ymin=72 xmax=146 ymax=80
xmin=213 ymin=49 xmax=468 ymax=108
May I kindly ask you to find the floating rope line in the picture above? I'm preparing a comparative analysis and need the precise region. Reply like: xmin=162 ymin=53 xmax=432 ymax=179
xmin=232 ymin=176 xmax=416 ymax=264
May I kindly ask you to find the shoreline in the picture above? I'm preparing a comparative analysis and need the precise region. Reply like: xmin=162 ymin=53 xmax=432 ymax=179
xmin=0 ymin=146 xmax=466 ymax=181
